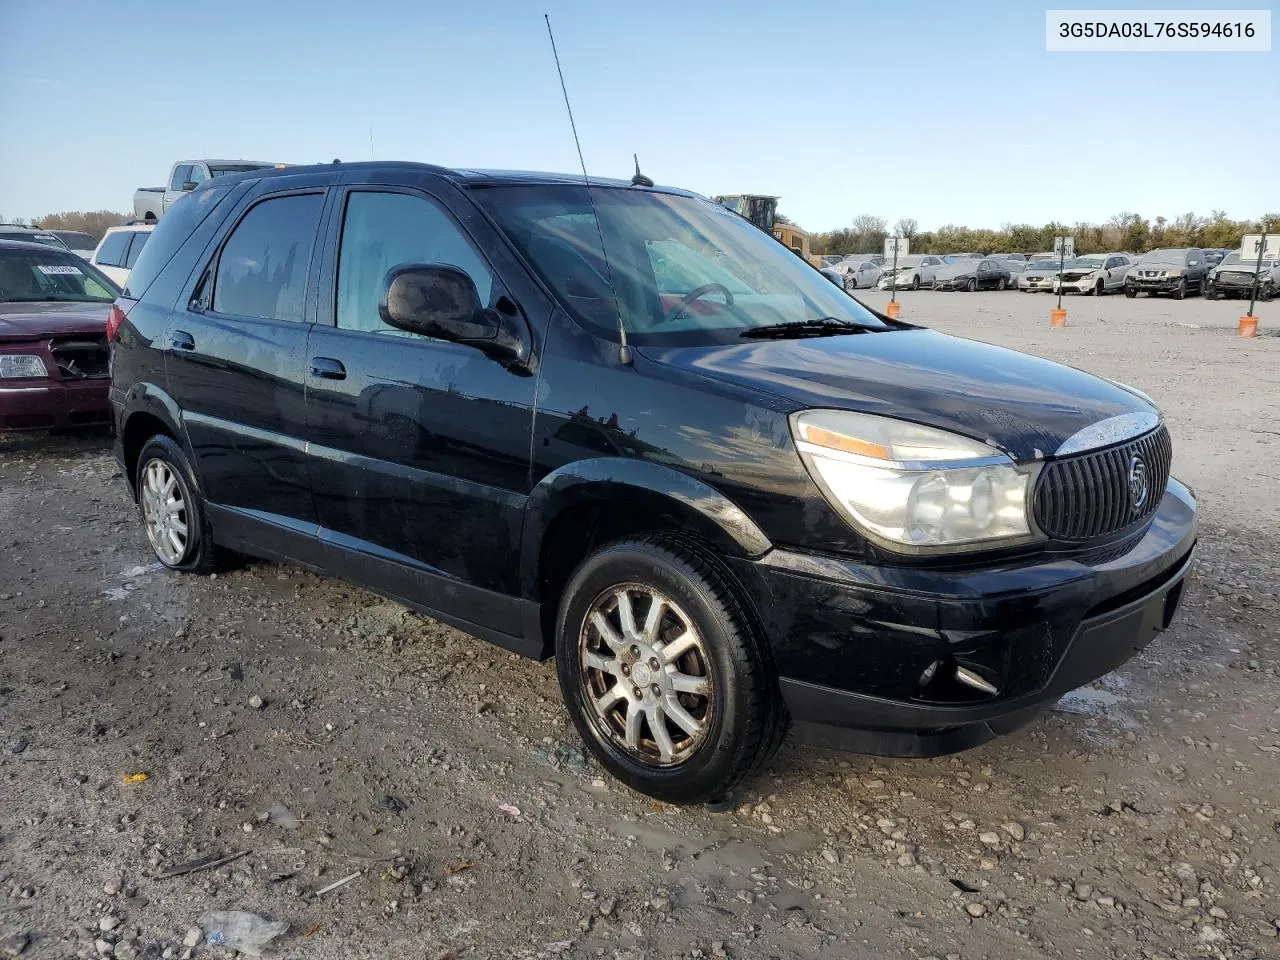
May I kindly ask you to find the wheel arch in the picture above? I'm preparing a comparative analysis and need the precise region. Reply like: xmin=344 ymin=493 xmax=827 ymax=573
xmin=118 ymin=385 xmax=189 ymax=499
xmin=521 ymin=459 xmax=772 ymax=656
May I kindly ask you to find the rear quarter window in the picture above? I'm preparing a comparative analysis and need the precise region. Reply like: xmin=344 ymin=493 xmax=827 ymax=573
xmin=124 ymin=187 xmax=228 ymax=299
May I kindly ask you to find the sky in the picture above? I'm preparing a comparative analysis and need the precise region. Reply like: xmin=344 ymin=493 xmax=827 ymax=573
xmin=0 ymin=0 xmax=1276 ymax=233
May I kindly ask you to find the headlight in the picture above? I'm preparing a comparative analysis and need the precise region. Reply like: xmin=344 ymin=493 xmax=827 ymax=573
xmin=0 ymin=355 xmax=49 ymax=379
xmin=791 ymin=410 xmax=1039 ymax=552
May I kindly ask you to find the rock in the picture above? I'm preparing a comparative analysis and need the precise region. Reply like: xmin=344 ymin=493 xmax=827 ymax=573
xmin=712 ymin=941 xmax=728 ymax=959
xmin=9 ymin=738 xmax=27 ymax=755
xmin=598 ymin=898 xmax=617 ymax=918
xmin=182 ymin=928 xmax=202 ymax=948
xmin=103 ymin=878 xmax=122 ymax=896
xmin=1001 ymin=822 xmax=1025 ymax=842
xmin=978 ymin=831 xmax=1001 ymax=847
xmin=0 ymin=932 xmax=29 ymax=957
xmin=94 ymin=939 xmax=114 ymax=958
xmin=965 ymin=902 xmax=987 ymax=917
xmin=1209 ymin=906 xmax=1228 ymax=920
xmin=99 ymin=915 xmax=121 ymax=933
xmin=114 ymin=943 xmax=140 ymax=960
xmin=820 ymin=848 xmax=838 ymax=864
xmin=248 ymin=695 xmax=265 ymax=710
xmin=1074 ymin=883 xmax=1093 ymax=901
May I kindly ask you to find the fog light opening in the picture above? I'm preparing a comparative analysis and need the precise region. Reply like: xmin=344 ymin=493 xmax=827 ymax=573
xmin=954 ymin=665 xmax=999 ymax=696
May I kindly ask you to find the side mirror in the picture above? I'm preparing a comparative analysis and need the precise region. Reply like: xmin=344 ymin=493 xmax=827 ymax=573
xmin=181 ymin=181 xmax=198 ymax=191
xmin=379 ymin=263 xmax=528 ymax=367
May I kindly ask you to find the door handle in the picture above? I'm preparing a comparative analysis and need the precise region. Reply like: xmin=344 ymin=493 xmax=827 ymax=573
xmin=170 ymin=330 xmax=195 ymax=351
xmin=309 ymin=357 xmax=346 ymax=380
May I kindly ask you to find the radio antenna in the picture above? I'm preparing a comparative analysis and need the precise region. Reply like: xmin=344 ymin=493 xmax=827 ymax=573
xmin=544 ymin=13 xmax=631 ymax=364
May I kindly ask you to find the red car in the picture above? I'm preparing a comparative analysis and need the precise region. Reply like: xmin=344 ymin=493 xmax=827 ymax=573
xmin=0 ymin=239 xmax=119 ymax=431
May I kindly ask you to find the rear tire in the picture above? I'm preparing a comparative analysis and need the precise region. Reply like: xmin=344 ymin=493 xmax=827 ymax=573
xmin=1124 ymin=287 xmax=1137 ymax=298
xmin=555 ymin=536 xmax=787 ymax=804
xmin=134 ymin=435 xmax=221 ymax=574
xmin=910 ymin=276 xmax=920 ymax=290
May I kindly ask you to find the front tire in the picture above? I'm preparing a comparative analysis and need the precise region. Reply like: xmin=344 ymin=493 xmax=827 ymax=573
xmin=1093 ymin=278 xmax=1105 ymax=296
xmin=135 ymin=435 xmax=220 ymax=573
xmin=997 ymin=277 xmax=1007 ymax=291
xmin=966 ymin=278 xmax=977 ymax=292
xmin=555 ymin=536 xmax=786 ymax=804
xmin=1124 ymin=287 xmax=1137 ymax=298
xmin=910 ymin=275 xmax=920 ymax=290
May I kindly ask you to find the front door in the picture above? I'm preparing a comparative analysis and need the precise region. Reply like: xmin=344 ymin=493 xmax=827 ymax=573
xmin=165 ymin=184 xmax=329 ymax=531
xmin=304 ymin=179 xmax=542 ymax=632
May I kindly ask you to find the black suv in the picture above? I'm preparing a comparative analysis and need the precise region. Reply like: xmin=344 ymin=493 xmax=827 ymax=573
xmin=1123 ymin=248 xmax=1212 ymax=299
xmin=110 ymin=163 xmax=1196 ymax=803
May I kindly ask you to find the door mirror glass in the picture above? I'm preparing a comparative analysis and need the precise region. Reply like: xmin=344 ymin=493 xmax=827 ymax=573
xmin=379 ymin=263 xmax=495 ymax=341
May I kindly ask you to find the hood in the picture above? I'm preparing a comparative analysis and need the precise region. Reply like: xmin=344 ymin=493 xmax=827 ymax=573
xmin=640 ymin=328 xmax=1154 ymax=462
xmin=1214 ymin=261 xmax=1275 ymax=275
xmin=0 ymin=301 xmax=111 ymax=340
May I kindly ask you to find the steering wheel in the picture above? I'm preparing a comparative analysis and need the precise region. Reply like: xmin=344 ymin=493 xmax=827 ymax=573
xmin=662 ymin=283 xmax=734 ymax=324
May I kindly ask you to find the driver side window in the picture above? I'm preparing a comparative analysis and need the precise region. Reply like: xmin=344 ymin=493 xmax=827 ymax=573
xmin=335 ymin=191 xmax=495 ymax=335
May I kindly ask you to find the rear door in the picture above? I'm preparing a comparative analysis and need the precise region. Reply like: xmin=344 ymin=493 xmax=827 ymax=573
xmin=303 ymin=172 xmax=545 ymax=630
xmin=164 ymin=176 xmax=333 ymax=533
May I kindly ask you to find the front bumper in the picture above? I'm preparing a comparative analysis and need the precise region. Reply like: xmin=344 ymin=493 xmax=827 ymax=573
xmin=1053 ymin=277 xmax=1096 ymax=294
xmin=1020 ymin=279 xmax=1054 ymax=291
xmin=0 ymin=378 xmax=111 ymax=431
xmin=1126 ymin=277 xmax=1183 ymax=293
xmin=932 ymin=278 xmax=973 ymax=291
xmin=732 ymin=479 xmax=1197 ymax=757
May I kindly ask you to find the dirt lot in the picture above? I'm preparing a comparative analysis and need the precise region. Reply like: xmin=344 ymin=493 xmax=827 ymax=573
xmin=2 ymin=290 xmax=1278 ymax=960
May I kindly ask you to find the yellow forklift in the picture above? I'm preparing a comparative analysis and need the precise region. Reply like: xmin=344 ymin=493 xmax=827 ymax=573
xmin=713 ymin=194 xmax=818 ymax=267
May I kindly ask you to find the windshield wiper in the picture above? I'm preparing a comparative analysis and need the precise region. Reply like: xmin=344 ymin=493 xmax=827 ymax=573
xmin=740 ymin=317 xmax=867 ymax=340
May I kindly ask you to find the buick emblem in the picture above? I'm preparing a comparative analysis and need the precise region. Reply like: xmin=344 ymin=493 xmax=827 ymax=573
xmin=1127 ymin=455 xmax=1149 ymax=512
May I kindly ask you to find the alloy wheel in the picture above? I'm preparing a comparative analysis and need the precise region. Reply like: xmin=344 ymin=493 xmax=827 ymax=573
xmin=140 ymin=459 xmax=189 ymax=565
xmin=579 ymin=584 xmax=714 ymax=766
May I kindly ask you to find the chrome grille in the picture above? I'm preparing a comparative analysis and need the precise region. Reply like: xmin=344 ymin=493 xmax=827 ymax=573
xmin=1034 ymin=426 xmax=1172 ymax=541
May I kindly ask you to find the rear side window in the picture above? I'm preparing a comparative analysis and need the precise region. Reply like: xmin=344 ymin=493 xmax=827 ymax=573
xmin=335 ymin=190 xmax=494 ymax=334
xmin=124 ymin=232 xmax=150 ymax=268
xmin=124 ymin=184 xmax=230 ymax=299
xmin=213 ymin=193 xmax=323 ymax=322
xmin=96 ymin=232 xmax=130 ymax=267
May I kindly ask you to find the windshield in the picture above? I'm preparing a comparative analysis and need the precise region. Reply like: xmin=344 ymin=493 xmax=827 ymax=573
xmin=1221 ymin=252 xmax=1276 ymax=266
xmin=1066 ymin=256 xmax=1106 ymax=268
xmin=0 ymin=248 xmax=120 ymax=303
xmin=1141 ymin=249 xmax=1187 ymax=265
xmin=209 ymin=164 xmax=274 ymax=178
xmin=475 ymin=184 xmax=888 ymax=345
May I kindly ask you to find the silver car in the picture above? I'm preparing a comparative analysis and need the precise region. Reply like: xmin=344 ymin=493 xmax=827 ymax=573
xmin=876 ymin=254 xmax=944 ymax=290
xmin=1207 ymin=251 xmax=1279 ymax=300
xmin=839 ymin=257 xmax=883 ymax=290
xmin=1050 ymin=253 xmax=1133 ymax=296
xmin=1019 ymin=260 xmax=1062 ymax=292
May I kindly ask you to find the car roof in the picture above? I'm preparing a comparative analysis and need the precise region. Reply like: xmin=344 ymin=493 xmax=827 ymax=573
xmin=207 ymin=160 xmax=704 ymax=199
xmin=0 ymin=238 xmax=76 ymax=252
xmin=104 ymin=223 xmax=155 ymax=234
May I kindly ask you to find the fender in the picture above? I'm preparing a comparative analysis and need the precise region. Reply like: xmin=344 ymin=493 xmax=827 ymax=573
xmin=519 ymin=457 xmax=773 ymax=599
xmin=115 ymin=382 xmax=197 ymax=496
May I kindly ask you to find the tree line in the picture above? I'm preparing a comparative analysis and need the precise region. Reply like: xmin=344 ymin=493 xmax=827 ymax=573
xmin=810 ymin=212 xmax=1280 ymax=257
xmin=1 ymin=211 xmax=132 ymax=242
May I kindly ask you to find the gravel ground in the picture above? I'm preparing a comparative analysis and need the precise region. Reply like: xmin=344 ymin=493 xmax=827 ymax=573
xmin=1 ymin=290 xmax=1278 ymax=960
